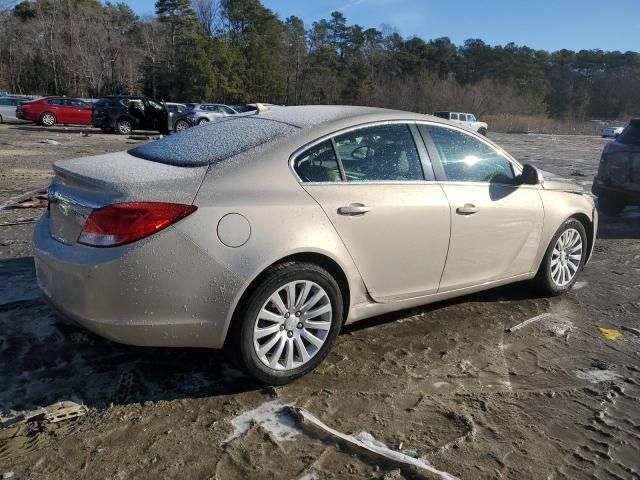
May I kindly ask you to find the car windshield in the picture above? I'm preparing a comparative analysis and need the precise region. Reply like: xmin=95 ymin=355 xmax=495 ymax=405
xmin=617 ymin=121 xmax=640 ymax=146
xmin=129 ymin=116 xmax=300 ymax=166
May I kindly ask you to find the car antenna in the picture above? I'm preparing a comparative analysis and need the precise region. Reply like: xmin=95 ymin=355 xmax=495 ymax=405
xmin=255 ymin=103 xmax=269 ymax=114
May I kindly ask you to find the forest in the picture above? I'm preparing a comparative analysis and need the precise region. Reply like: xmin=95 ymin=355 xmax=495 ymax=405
xmin=0 ymin=0 xmax=638 ymax=124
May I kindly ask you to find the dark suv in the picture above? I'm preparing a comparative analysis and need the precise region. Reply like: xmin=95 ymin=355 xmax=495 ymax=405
xmin=92 ymin=96 xmax=172 ymax=135
xmin=592 ymin=119 xmax=640 ymax=215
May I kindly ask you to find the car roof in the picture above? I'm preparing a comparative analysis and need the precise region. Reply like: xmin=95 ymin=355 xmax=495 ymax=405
xmin=252 ymin=105 xmax=443 ymax=130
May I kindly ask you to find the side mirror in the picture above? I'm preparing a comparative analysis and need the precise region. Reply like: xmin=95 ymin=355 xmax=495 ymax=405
xmin=519 ymin=163 xmax=539 ymax=185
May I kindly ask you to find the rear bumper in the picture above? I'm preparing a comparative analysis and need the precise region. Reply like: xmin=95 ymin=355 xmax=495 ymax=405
xmin=592 ymin=178 xmax=640 ymax=204
xmin=33 ymin=214 xmax=243 ymax=349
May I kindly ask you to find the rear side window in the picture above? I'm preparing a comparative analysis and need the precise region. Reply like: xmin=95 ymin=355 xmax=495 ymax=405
xmin=425 ymin=125 xmax=514 ymax=184
xmin=294 ymin=141 xmax=341 ymax=182
xmin=129 ymin=117 xmax=299 ymax=166
xmin=618 ymin=121 xmax=640 ymax=146
xmin=335 ymin=124 xmax=423 ymax=181
xmin=47 ymin=98 xmax=64 ymax=106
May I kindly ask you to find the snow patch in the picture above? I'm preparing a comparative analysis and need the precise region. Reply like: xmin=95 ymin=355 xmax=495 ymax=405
xmin=575 ymin=369 xmax=623 ymax=383
xmin=223 ymin=400 xmax=300 ymax=444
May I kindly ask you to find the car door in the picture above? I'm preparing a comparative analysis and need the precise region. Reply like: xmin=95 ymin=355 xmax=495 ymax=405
xmin=420 ymin=124 xmax=544 ymax=292
xmin=295 ymin=122 xmax=451 ymax=302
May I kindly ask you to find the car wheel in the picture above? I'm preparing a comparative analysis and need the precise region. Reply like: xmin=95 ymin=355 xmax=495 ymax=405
xmin=478 ymin=127 xmax=487 ymax=136
xmin=175 ymin=119 xmax=190 ymax=132
xmin=235 ymin=262 xmax=343 ymax=384
xmin=116 ymin=119 xmax=132 ymax=135
xmin=534 ymin=219 xmax=587 ymax=296
xmin=197 ymin=118 xmax=209 ymax=125
xmin=598 ymin=194 xmax=626 ymax=216
xmin=40 ymin=112 xmax=56 ymax=127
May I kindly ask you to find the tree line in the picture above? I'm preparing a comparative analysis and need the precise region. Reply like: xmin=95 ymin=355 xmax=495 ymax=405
xmin=0 ymin=0 xmax=638 ymax=121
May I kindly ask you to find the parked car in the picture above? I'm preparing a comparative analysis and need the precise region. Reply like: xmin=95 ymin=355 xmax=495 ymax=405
xmin=34 ymin=106 xmax=597 ymax=384
xmin=183 ymin=103 xmax=238 ymax=125
xmin=16 ymin=96 xmax=92 ymax=126
xmin=165 ymin=102 xmax=187 ymax=113
xmin=601 ymin=126 xmax=624 ymax=138
xmin=433 ymin=111 xmax=488 ymax=136
xmin=92 ymin=96 xmax=179 ymax=134
xmin=0 ymin=96 xmax=31 ymax=123
xmin=592 ymin=119 xmax=640 ymax=215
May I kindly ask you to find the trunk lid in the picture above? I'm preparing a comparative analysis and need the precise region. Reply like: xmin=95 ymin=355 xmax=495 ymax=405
xmin=48 ymin=151 xmax=208 ymax=245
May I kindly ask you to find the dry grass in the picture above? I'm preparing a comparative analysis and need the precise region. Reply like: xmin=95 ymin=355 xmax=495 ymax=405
xmin=484 ymin=114 xmax=619 ymax=136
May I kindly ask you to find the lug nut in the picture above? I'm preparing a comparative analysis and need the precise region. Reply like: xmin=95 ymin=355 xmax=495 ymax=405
xmin=287 ymin=331 xmax=293 ymax=338
xmin=284 ymin=312 xmax=290 ymax=319
xmin=295 ymin=311 xmax=301 ymax=317
xmin=280 ymin=325 xmax=285 ymax=331
xmin=297 ymin=322 xmax=303 ymax=329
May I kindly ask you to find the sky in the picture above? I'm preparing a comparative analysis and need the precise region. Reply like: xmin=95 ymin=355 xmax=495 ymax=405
xmin=127 ymin=0 xmax=639 ymax=52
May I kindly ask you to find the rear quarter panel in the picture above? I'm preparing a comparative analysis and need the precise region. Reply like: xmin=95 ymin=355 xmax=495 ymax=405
xmin=178 ymin=135 xmax=368 ymax=339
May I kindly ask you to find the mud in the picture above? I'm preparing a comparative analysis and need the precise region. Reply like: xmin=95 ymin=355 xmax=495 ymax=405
xmin=1 ymin=123 xmax=639 ymax=479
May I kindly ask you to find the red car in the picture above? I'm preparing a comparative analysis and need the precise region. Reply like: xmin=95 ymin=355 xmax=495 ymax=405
xmin=16 ymin=96 xmax=92 ymax=126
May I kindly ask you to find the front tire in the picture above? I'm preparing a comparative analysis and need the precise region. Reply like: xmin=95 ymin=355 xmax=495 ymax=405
xmin=598 ymin=194 xmax=626 ymax=216
xmin=197 ymin=118 xmax=209 ymax=125
xmin=40 ymin=112 xmax=56 ymax=127
xmin=534 ymin=219 xmax=587 ymax=296
xmin=235 ymin=262 xmax=343 ymax=385
xmin=478 ymin=127 xmax=487 ymax=136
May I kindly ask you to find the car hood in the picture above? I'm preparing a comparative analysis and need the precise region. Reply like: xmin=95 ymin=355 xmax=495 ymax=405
xmin=538 ymin=169 xmax=584 ymax=193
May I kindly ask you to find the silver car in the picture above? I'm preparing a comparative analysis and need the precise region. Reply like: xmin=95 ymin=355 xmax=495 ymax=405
xmin=34 ymin=106 xmax=597 ymax=384
xmin=184 ymin=103 xmax=238 ymax=125
xmin=0 ymin=96 xmax=29 ymax=123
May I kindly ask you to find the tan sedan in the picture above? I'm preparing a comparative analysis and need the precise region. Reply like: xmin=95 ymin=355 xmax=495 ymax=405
xmin=34 ymin=106 xmax=597 ymax=384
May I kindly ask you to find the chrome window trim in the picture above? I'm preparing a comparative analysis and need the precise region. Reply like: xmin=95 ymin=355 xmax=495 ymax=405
xmin=289 ymin=119 xmax=522 ymax=185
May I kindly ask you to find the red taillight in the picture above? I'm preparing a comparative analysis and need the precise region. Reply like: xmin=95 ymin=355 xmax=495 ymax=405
xmin=78 ymin=202 xmax=197 ymax=247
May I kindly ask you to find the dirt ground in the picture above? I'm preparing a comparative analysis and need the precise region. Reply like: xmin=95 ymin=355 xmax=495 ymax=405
xmin=0 ymin=123 xmax=639 ymax=480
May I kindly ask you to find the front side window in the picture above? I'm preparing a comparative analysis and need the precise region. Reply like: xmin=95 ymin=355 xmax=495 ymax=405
xmin=425 ymin=125 xmax=515 ymax=184
xmin=65 ymin=99 xmax=87 ymax=108
xmin=450 ymin=113 xmax=459 ymax=120
xmin=334 ymin=124 xmax=423 ymax=181
xmin=468 ymin=115 xmax=477 ymax=122
xmin=47 ymin=98 xmax=63 ymax=106
xmin=293 ymin=140 xmax=342 ymax=182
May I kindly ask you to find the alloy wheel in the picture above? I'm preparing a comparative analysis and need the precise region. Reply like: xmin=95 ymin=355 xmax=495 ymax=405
xmin=42 ymin=113 xmax=55 ymax=126
xmin=117 ymin=120 xmax=132 ymax=135
xmin=550 ymin=228 xmax=583 ymax=287
xmin=253 ymin=280 xmax=332 ymax=371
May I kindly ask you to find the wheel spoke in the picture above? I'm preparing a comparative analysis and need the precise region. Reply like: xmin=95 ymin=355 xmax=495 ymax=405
xmin=286 ymin=282 xmax=296 ymax=310
xmin=294 ymin=336 xmax=310 ymax=362
xmin=285 ymin=339 xmax=294 ymax=369
xmin=302 ymin=289 xmax=324 ymax=311
xmin=255 ymin=324 xmax=282 ymax=340
xmin=301 ymin=329 xmax=324 ymax=349
xmin=296 ymin=282 xmax=312 ymax=309
xmin=258 ymin=334 xmax=281 ymax=356
xmin=269 ymin=336 xmax=286 ymax=368
xmin=305 ymin=303 xmax=331 ymax=320
xmin=269 ymin=292 xmax=287 ymax=315
xmin=304 ymin=319 xmax=332 ymax=331
xmin=259 ymin=308 xmax=282 ymax=323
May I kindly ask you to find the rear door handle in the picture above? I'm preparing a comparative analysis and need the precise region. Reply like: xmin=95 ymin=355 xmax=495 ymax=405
xmin=338 ymin=203 xmax=370 ymax=216
xmin=456 ymin=203 xmax=480 ymax=215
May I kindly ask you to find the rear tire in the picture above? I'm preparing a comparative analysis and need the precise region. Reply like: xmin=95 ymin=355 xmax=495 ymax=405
xmin=598 ymin=194 xmax=626 ymax=216
xmin=233 ymin=262 xmax=343 ymax=385
xmin=478 ymin=127 xmax=487 ymax=136
xmin=534 ymin=218 xmax=587 ymax=296
xmin=197 ymin=118 xmax=209 ymax=125
xmin=40 ymin=112 xmax=56 ymax=127
xmin=116 ymin=118 xmax=132 ymax=135
xmin=174 ymin=119 xmax=190 ymax=132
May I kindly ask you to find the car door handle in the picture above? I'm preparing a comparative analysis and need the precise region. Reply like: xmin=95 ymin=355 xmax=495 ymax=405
xmin=456 ymin=203 xmax=480 ymax=215
xmin=338 ymin=204 xmax=370 ymax=216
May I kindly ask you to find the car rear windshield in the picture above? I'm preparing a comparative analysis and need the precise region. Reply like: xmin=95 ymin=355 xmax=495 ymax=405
xmin=617 ymin=120 xmax=640 ymax=146
xmin=128 ymin=116 xmax=300 ymax=166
